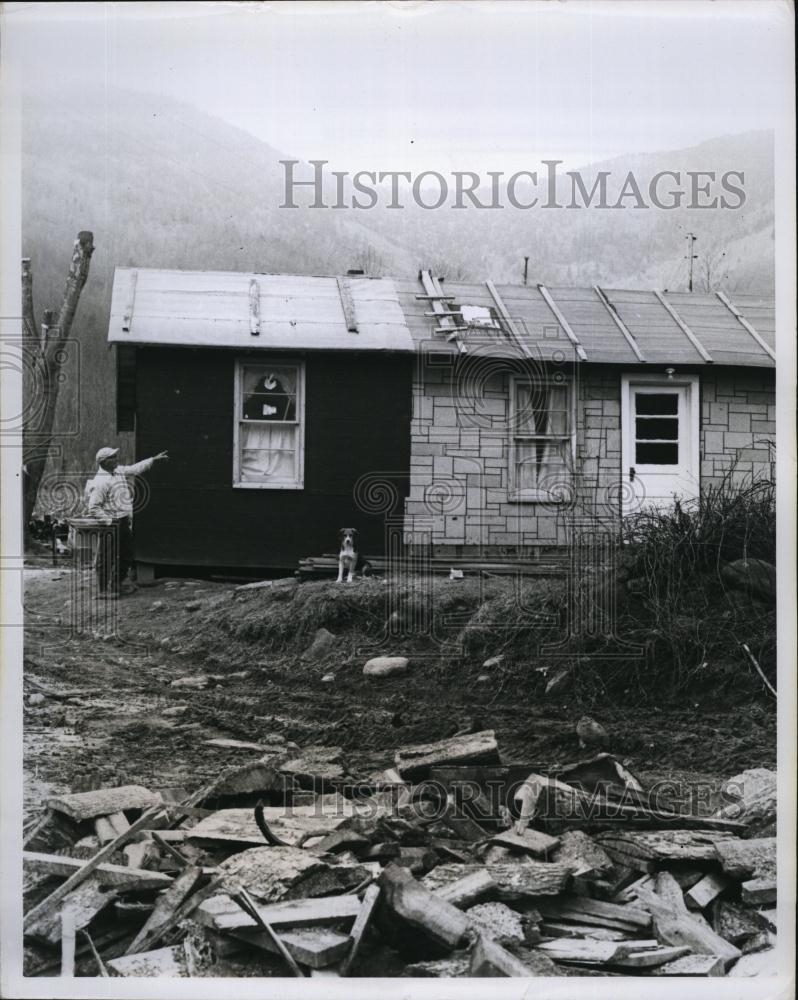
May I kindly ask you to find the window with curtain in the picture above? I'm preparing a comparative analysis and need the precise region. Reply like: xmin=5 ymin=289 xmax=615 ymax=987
xmin=510 ymin=378 xmax=572 ymax=498
xmin=235 ymin=362 xmax=304 ymax=488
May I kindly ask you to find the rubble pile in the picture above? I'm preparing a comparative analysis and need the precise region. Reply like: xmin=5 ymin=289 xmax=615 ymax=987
xmin=22 ymin=732 xmax=777 ymax=979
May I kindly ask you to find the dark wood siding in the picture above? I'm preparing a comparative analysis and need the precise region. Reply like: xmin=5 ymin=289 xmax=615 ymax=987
xmin=132 ymin=347 xmax=412 ymax=570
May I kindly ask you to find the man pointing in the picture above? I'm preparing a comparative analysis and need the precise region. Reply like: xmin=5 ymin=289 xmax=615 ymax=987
xmin=86 ymin=446 xmax=168 ymax=596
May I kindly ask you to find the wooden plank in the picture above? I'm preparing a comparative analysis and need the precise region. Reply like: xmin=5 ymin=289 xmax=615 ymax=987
xmin=336 ymin=276 xmax=359 ymax=333
xmin=685 ymin=871 xmax=733 ymax=910
xmin=197 ymin=892 xmax=361 ymax=933
xmin=536 ymin=894 xmax=651 ymax=930
xmin=339 ymin=884 xmax=380 ymax=976
xmin=108 ymin=944 xmax=188 ymax=977
xmin=378 ymin=863 xmax=469 ymax=950
xmin=23 ymin=850 xmax=172 ymax=890
xmin=60 ymin=910 xmax=76 ymax=977
xmin=652 ymin=953 xmax=726 ymax=976
xmin=470 ymin=934 xmax=546 ymax=976
xmin=48 ymin=786 xmax=162 ymax=821
xmin=125 ymin=865 xmax=205 ymax=955
xmin=741 ymin=877 xmax=776 ymax=905
xmin=23 ymin=805 xmax=166 ymax=931
xmin=489 ymin=828 xmax=559 ymax=857
xmin=121 ymin=269 xmax=137 ymax=333
xmin=419 ymin=269 xmax=457 ymax=334
xmin=26 ymin=876 xmax=115 ymax=945
xmin=537 ymin=284 xmax=588 ymax=360
xmin=434 ymin=869 xmax=496 ymax=910
xmin=539 ymin=922 xmax=631 ymax=942
xmin=613 ymin=946 xmax=691 ymax=969
xmin=716 ymin=291 xmax=776 ymax=361
xmin=593 ymin=285 xmax=646 ymax=361
xmin=655 ymin=291 xmax=713 ymax=362
xmin=484 ymin=280 xmax=533 ymax=359
xmin=537 ymin=938 xmax=626 ymax=964
xmin=248 ymin=278 xmax=260 ymax=336
xmin=634 ymin=885 xmax=741 ymax=965
xmin=94 ymin=811 xmax=130 ymax=845
xmin=232 ymin=888 xmax=305 ymax=977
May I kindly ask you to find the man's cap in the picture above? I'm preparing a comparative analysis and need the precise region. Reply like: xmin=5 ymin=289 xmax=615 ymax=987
xmin=96 ymin=447 xmax=120 ymax=464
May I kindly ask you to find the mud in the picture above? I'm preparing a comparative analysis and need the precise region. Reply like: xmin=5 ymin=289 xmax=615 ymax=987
xmin=22 ymin=568 xmax=776 ymax=818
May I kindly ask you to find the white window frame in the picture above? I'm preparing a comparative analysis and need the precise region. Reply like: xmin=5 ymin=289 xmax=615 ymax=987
xmin=233 ymin=359 xmax=306 ymax=490
xmin=508 ymin=374 xmax=575 ymax=502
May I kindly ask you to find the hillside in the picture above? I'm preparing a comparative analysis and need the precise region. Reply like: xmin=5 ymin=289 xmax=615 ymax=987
xmin=21 ymin=85 xmax=774 ymax=478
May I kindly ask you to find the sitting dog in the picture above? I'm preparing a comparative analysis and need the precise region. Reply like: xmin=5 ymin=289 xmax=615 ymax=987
xmin=337 ymin=527 xmax=370 ymax=583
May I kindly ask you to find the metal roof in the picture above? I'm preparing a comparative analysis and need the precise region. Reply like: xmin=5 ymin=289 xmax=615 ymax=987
xmin=108 ymin=267 xmax=775 ymax=367
xmin=108 ymin=268 xmax=416 ymax=353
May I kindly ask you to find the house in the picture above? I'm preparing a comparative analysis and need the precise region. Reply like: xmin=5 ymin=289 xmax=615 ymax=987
xmin=107 ymin=267 xmax=775 ymax=578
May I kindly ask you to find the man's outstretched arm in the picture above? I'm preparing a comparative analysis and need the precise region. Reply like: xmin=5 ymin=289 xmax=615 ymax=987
xmin=118 ymin=451 xmax=168 ymax=476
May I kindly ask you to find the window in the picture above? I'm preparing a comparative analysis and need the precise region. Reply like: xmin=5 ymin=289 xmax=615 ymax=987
xmin=234 ymin=362 xmax=304 ymax=488
xmin=509 ymin=377 xmax=573 ymax=499
xmin=634 ymin=391 xmax=679 ymax=465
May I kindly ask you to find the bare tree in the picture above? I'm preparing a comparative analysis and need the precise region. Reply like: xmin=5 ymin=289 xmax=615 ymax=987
xmin=698 ymin=241 xmax=734 ymax=293
xmin=22 ymin=232 xmax=95 ymax=527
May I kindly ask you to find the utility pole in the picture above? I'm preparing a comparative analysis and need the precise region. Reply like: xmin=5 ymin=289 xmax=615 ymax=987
xmin=523 ymin=256 xmax=529 ymax=286
xmin=685 ymin=232 xmax=698 ymax=292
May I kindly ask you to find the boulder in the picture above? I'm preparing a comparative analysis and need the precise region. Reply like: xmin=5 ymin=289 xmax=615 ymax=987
xmin=363 ymin=656 xmax=410 ymax=678
xmin=301 ymin=627 xmax=337 ymax=661
xmin=720 ymin=558 xmax=776 ymax=602
xmin=713 ymin=767 xmax=776 ymax=831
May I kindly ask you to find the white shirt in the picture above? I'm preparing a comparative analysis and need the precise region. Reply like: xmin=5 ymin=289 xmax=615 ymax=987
xmin=85 ymin=458 xmax=155 ymax=520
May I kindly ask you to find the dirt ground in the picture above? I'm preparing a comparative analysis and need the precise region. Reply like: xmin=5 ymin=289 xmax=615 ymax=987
xmin=22 ymin=565 xmax=776 ymax=819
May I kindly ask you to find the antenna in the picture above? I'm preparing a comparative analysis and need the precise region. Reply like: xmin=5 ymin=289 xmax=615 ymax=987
xmin=685 ymin=232 xmax=698 ymax=292
xmin=523 ymin=256 xmax=529 ymax=286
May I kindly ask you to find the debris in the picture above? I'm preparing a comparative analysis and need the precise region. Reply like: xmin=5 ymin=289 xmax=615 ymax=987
xmin=28 ymin=692 xmax=46 ymax=706
xmin=596 ymin=829 xmax=740 ymax=866
xmin=363 ymin=656 xmax=410 ymax=678
xmin=551 ymin=830 xmax=614 ymax=878
xmin=684 ymin=871 xmax=733 ymax=910
xmin=482 ymin=654 xmax=504 ymax=669
xmin=634 ymin=884 xmax=741 ymax=965
xmin=202 ymin=738 xmax=276 ymax=753
xmin=713 ymin=836 xmax=776 ymax=882
xmin=651 ymin=953 xmax=726 ymax=976
xmin=107 ymin=944 xmax=189 ymax=977
xmin=404 ymin=955 xmax=471 ymax=977
xmin=339 ymin=884 xmax=380 ymax=975
xmin=378 ymin=863 xmax=469 ymax=950
xmin=740 ymin=878 xmax=776 ymax=905
xmin=321 ymin=673 xmax=335 ymax=683
xmin=558 ymin=753 xmax=644 ymax=794
xmin=23 ymin=851 xmax=172 ymax=890
xmin=47 ymin=785 xmax=162 ymax=821
xmin=535 ymin=895 xmax=651 ymax=932
xmin=94 ymin=811 xmax=130 ymax=844
xmin=125 ymin=866 xmax=206 ymax=955
xmin=466 ymin=901 xmax=525 ymax=943
xmin=196 ymin=892 xmax=361 ymax=934
xmin=539 ymin=923 xmax=631 ymax=942
xmin=232 ymin=888 xmax=306 ymax=977
xmin=26 ymin=876 xmax=115 ymax=945
xmin=170 ymin=675 xmax=211 ymax=689
xmin=470 ymin=934 xmax=560 ymax=976
xmin=395 ymin=730 xmax=499 ymax=780
xmin=428 ymin=868 xmax=496 ymax=909
xmin=60 ymin=909 xmax=76 ymax=977
xmin=488 ymin=828 xmax=559 ymax=857
xmin=278 ymin=745 xmax=348 ymax=785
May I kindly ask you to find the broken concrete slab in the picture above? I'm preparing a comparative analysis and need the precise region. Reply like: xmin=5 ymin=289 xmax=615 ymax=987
xmin=395 ymin=730 xmax=499 ymax=780
xmin=466 ymin=902 xmax=525 ymax=944
xmin=47 ymin=785 xmax=162 ymax=821
xmin=214 ymin=846 xmax=328 ymax=902
xmin=363 ymin=656 xmax=410 ymax=678
xmin=552 ymin=830 xmax=614 ymax=878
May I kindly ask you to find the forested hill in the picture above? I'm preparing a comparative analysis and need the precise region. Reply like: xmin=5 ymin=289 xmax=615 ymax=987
xmin=22 ymin=84 xmax=773 ymax=474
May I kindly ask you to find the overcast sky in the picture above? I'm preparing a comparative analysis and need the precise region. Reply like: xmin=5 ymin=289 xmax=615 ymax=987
xmin=6 ymin=0 xmax=792 ymax=172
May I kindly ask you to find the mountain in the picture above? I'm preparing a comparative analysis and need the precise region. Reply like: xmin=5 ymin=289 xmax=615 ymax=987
xmin=21 ymin=85 xmax=774 ymax=476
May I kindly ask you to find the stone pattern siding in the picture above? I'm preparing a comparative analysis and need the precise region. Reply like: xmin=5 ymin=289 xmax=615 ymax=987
xmin=404 ymin=361 xmax=775 ymax=555
xmin=700 ymin=370 xmax=776 ymax=486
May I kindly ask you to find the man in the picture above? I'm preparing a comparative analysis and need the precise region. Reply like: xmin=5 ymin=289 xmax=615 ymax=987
xmin=86 ymin=446 xmax=168 ymax=596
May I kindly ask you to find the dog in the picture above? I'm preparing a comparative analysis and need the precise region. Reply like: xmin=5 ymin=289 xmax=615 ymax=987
xmin=336 ymin=527 xmax=370 ymax=583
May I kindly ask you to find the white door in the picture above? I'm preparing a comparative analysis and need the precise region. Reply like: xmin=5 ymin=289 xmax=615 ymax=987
xmin=621 ymin=375 xmax=700 ymax=516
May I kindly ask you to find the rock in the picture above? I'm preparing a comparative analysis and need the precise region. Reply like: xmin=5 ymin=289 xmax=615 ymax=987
xmin=151 ymin=601 xmax=164 ymax=610
xmin=395 ymin=730 xmax=499 ymax=779
xmin=713 ymin=767 xmax=776 ymax=831
xmin=185 ymin=601 xmax=202 ymax=611
xmin=363 ymin=656 xmax=410 ymax=678
xmin=482 ymin=655 xmax=505 ymax=669
xmin=170 ymin=675 xmax=209 ymax=690
xmin=28 ymin=693 xmax=46 ymax=706
xmin=321 ymin=673 xmax=335 ymax=683
xmin=476 ymin=674 xmax=490 ymax=683
xmin=545 ymin=666 xmax=571 ymax=696
xmin=278 ymin=745 xmax=347 ymax=785
xmin=575 ymin=715 xmax=609 ymax=750
xmin=301 ymin=628 xmax=336 ymax=662
xmin=720 ymin=558 xmax=776 ymax=602
xmin=162 ymin=704 xmax=188 ymax=717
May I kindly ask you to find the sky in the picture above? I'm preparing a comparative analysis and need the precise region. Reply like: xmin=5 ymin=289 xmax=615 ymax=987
xmin=4 ymin=0 xmax=793 ymax=172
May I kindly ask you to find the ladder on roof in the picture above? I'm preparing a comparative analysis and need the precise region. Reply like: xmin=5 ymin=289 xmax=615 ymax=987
xmin=416 ymin=269 xmax=467 ymax=352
